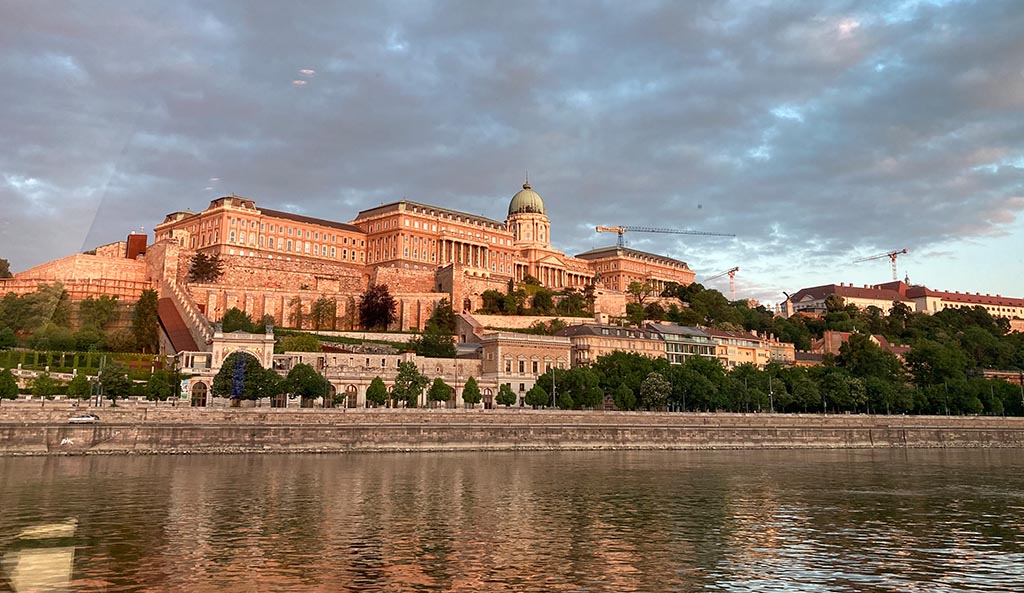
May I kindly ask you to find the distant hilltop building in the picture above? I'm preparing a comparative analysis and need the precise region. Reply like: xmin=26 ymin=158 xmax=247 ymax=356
xmin=4 ymin=180 xmax=698 ymax=338
xmin=782 ymin=280 xmax=1024 ymax=322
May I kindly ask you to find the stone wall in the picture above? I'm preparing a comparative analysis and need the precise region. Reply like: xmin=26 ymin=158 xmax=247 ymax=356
xmin=372 ymin=266 xmax=436 ymax=294
xmin=470 ymin=314 xmax=594 ymax=330
xmin=2 ymin=409 xmax=1024 ymax=455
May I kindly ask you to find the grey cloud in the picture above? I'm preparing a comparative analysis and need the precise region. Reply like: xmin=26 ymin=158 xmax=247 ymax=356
xmin=1 ymin=0 xmax=1022 ymax=305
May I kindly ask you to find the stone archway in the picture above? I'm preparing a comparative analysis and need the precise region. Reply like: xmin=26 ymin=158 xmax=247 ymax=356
xmin=326 ymin=383 xmax=338 ymax=408
xmin=191 ymin=382 xmax=208 ymax=407
xmin=346 ymin=384 xmax=358 ymax=408
xmin=483 ymin=388 xmax=494 ymax=410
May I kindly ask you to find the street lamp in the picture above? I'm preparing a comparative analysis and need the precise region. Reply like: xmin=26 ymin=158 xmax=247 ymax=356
xmin=550 ymin=364 xmax=557 ymax=409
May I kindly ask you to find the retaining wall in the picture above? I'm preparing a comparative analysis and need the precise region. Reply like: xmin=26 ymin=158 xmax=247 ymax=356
xmin=2 ymin=408 xmax=1023 ymax=455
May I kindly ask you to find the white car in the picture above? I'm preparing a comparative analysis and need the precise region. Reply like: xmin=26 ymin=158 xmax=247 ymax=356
xmin=67 ymin=414 xmax=100 ymax=424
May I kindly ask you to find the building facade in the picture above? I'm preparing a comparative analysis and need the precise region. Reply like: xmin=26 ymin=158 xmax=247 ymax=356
xmin=479 ymin=332 xmax=571 ymax=402
xmin=557 ymin=323 xmax=665 ymax=366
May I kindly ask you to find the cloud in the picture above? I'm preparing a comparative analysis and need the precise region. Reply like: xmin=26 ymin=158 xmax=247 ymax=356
xmin=1 ymin=0 xmax=1022 ymax=305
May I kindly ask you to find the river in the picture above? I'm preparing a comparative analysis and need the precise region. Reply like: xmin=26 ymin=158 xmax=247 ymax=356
xmin=1 ymin=450 xmax=1022 ymax=592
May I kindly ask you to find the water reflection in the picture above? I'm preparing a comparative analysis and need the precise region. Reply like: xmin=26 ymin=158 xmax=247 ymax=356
xmin=1 ymin=450 xmax=1023 ymax=592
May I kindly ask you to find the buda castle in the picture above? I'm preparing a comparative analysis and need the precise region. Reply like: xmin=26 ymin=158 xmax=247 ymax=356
xmin=150 ymin=180 xmax=696 ymax=326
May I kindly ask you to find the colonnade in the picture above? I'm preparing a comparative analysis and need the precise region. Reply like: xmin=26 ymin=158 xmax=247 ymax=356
xmin=439 ymin=239 xmax=488 ymax=270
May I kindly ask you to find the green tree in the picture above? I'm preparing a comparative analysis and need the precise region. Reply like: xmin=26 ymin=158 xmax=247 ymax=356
xmin=392 ymin=361 xmax=429 ymax=407
xmin=531 ymin=289 xmax=555 ymax=315
xmin=644 ymin=302 xmax=666 ymax=322
xmin=413 ymin=299 xmax=457 ymax=358
xmin=278 ymin=333 xmax=321 ymax=352
xmin=462 ymin=377 xmax=482 ymax=407
xmin=287 ymin=363 xmax=331 ymax=406
xmin=639 ymin=371 xmax=671 ymax=410
xmin=366 ymin=376 xmax=388 ymax=407
xmin=132 ymin=289 xmax=160 ymax=353
xmin=0 ymin=327 xmax=16 ymax=348
xmin=288 ymin=295 xmax=304 ymax=328
xmin=613 ymin=383 xmax=636 ymax=410
xmin=100 ymin=363 xmax=133 ymax=405
xmin=479 ymin=290 xmax=505 ymax=314
xmin=310 ymin=296 xmax=337 ymax=331
xmin=625 ymin=303 xmax=645 ymax=326
xmin=524 ymin=384 xmax=549 ymax=408
xmin=0 ymin=258 xmax=11 ymax=278
xmin=428 ymin=377 xmax=451 ymax=408
xmin=30 ymin=372 xmax=59 ymax=399
xmin=627 ymin=281 xmax=655 ymax=305
xmin=212 ymin=352 xmax=265 ymax=402
xmin=538 ymin=367 xmax=603 ymax=409
xmin=78 ymin=295 xmax=120 ymax=330
xmin=66 ymin=373 xmax=91 ymax=400
xmin=0 ymin=369 xmax=19 ymax=400
xmin=221 ymin=307 xmax=257 ymax=333
xmin=359 ymin=284 xmax=397 ymax=330
xmin=106 ymin=329 xmax=136 ymax=352
xmin=144 ymin=369 xmax=173 ymax=401
xmin=188 ymin=253 xmax=224 ymax=283
xmin=496 ymin=383 xmax=517 ymax=407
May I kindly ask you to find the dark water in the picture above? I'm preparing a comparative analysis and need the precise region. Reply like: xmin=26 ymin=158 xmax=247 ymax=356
xmin=1 ymin=450 xmax=1023 ymax=592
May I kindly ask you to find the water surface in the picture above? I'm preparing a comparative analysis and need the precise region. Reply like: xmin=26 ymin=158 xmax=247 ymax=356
xmin=1 ymin=450 xmax=1022 ymax=592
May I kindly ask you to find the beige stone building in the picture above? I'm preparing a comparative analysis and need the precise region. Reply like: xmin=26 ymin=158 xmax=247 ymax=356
xmin=703 ymin=328 xmax=773 ymax=369
xmin=557 ymin=323 xmax=665 ymax=366
xmin=154 ymin=195 xmax=367 ymax=267
xmin=576 ymin=246 xmax=695 ymax=294
xmin=479 ymin=332 xmax=571 ymax=402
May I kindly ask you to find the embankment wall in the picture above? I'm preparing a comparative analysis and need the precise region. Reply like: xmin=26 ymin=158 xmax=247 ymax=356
xmin=2 ymin=409 xmax=1024 ymax=455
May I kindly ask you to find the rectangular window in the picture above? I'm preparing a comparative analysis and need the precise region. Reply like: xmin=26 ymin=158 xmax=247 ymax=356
xmin=505 ymin=360 xmax=511 ymax=373
xmin=287 ymin=240 xmax=292 ymax=251
xmin=519 ymin=361 xmax=525 ymax=374
xmin=331 ymin=247 xmax=336 ymax=258
xmin=229 ymin=231 xmax=235 ymax=242
xmin=532 ymin=361 xmax=538 ymax=374
xmin=314 ymin=245 xmax=319 ymax=255
xmin=277 ymin=238 xmax=283 ymax=249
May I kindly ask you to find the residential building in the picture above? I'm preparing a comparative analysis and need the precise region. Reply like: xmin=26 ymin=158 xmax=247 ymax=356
xmin=556 ymin=323 xmax=665 ymax=366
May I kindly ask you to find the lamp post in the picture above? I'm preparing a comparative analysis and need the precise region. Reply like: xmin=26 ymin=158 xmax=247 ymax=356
xmin=550 ymin=364 xmax=557 ymax=409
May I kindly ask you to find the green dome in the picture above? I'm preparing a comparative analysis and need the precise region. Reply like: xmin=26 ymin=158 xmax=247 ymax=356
xmin=508 ymin=181 xmax=546 ymax=216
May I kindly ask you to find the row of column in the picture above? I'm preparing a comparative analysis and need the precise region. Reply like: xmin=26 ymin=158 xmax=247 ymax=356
xmin=440 ymin=239 xmax=488 ymax=270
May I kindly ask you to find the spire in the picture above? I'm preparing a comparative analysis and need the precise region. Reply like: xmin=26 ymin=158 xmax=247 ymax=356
xmin=524 ymin=170 xmax=530 ymax=190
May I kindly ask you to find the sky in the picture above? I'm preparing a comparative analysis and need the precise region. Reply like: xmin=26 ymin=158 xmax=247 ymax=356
xmin=1 ymin=0 xmax=1022 ymax=308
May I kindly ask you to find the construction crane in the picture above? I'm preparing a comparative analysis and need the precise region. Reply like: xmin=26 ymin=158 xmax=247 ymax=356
xmin=595 ymin=225 xmax=735 ymax=248
xmin=704 ymin=266 xmax=740 ymax=301
xmin=853 ymin=248 xmax=908 ymax=281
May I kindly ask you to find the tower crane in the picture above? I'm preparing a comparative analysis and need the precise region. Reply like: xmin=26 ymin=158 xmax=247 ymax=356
xmin=595 ymin=225 xmax=735 ymax=248
xmin=853 ymin=248 xmax=908 ymax=281
xmin=704 ymin=266 xmax=740 ymax=301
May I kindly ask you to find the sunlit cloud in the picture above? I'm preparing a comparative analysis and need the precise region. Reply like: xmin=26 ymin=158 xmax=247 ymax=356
xmin=291 ymin=79 xmax=307 ymax=86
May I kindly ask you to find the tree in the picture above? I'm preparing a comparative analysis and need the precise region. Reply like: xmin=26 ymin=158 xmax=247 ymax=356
xmin=79 ymin=295 xmax=119 ymax=330
xmin=496 ymin=383 xmax=517 ymax=407
xmin=310 ymin=296 xmax=337 ymax=331
xmin=644 ymin=302 xmax=666 ymax=322
xmin=537 ymin=367 xmax=603 ymax=409
xmin=366 ymin=376 xmax=388 ymax=407
xmin=531 ymin=289 xmax=555 ymax=315
xmin=66 ymin=373 xmax=91 ymax=400
xmin=413 ymin=299 xmax=457 ymax=358
xmin=221 ymin=307 xmax=257 ymax=333
xmin=30 ymin=372 xmax=59 ymax=399
xmin=100 ymin=363 xmax=133 ymax=405
xmin=188 ymin=253 xmax=224 ymax=283
xmin=391 ymin=361 xmax=428 ymax=407
xmin=524 ymin=384 xmax=549 ymax=408
xmin=428 ymin=377 xmax=451 ymax=408
xmin=479 ymin=290 xmax=506 ymax=314
xmin=278 ymin=333 xmax=321 ymax=352
xmin=613 ymin=383 xmax=636 ymax=410
xmin=0 ymin=258 xmax=11 ymax=278
xmin=360 ymin=284 xmax=397 ymax=330
xmin=287 ymin=363 xmax=331 ymax=407
xmin=0 ymin=369 xmax=19 ymax=400
xmin=626 ymin=303 xmax=645 ymax=326
xmin=0 ymin=327 xmax=16 ymax=348
xmin=132 ymin=289 xmax=160 ymax=354
xmin=627 ymin=281 xmax=655 ymax=305
xmin=288 ymin=295 xmax=304 ymax=328
xmin=145 ymin=370 xmax=173 ymax=401
xmin=212 ymin=352 xmax=265 ymax=402
xmin=639 ymin=371 xmax=671 ymax=410
xmin=462 ymin=377 xmax=482 ymax=407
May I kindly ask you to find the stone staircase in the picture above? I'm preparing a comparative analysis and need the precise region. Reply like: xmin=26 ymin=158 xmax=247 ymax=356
xmin=159 ymin=279 xmax=214 ymax=352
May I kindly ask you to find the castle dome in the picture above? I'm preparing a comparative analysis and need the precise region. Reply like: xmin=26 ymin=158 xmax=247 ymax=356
xmin=508 ymin=181 xmax=546 ymax=216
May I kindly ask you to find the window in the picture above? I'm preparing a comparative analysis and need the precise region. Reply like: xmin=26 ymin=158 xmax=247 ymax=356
xmin=519 ymin=360 xmax=525 ymax=374
xmin=229 ymin=231 xmax=235 ymax=242
xmin=532 ymin=361 xmax=538 ymax=374
xmin=505 ymin=360 xmax=512 ymax=373
xmin=331 ymin=247 xmax=336 ymax=258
